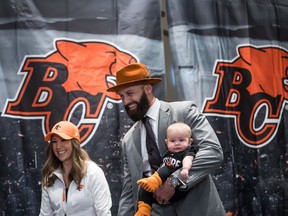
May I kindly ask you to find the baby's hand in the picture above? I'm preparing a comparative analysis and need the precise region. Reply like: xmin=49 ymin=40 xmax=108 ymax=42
xmin=179 ymin=168 xmax=189 ymax=182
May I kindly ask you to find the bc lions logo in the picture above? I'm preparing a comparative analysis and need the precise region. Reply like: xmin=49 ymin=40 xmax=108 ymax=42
xmin=203 ymin=45 xmax=288 ymax=148
xmin=2 ymin=39 xmax=138 ymax=146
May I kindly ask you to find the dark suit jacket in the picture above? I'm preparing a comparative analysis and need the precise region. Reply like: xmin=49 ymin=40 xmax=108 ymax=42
xmin=117 ymin=101 xmax=225 ymax=216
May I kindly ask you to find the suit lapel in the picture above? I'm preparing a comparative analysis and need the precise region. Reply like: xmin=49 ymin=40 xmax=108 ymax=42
xmin=158 ymin=101 xmax=170 ymax=155
xmin=130 ymin=123 xmax=143 ymax=171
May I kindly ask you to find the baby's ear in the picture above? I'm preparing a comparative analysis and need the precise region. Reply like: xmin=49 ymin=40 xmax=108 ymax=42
xmin=164 ymin=139 xmax=168 ymax=144
xmin=189 ymin=138 xmax=193 ymax=144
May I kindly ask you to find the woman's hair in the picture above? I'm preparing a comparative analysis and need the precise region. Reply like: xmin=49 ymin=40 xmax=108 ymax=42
xmin=41 ymin=138 xmax=90 ymax=188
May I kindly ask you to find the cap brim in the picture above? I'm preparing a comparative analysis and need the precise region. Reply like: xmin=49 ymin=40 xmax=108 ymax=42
xmin=45 ymin=132 xmax=73 ymax=142
xmin=106 ymin=78 xmax=161 ymax=92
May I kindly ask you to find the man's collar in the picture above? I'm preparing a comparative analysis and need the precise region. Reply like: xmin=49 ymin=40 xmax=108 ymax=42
xmin=146 ymin=98 xmax=160 ymax=121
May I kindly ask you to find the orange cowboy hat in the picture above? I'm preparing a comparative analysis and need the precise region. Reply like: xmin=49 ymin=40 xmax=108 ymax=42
xmin=106 ymin=63 xmax=162 ymax=92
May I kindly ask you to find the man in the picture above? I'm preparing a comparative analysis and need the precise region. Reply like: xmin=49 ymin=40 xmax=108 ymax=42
xmin=107 ymin=63 xmax=225 ymax=216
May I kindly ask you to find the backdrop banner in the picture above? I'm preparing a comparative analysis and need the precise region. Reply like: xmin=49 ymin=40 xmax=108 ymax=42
xmin=0 ymin=0 xmax=288 ymax=216
xmin=0 ymin=0 xmax=165 ymax=215
xmin=166 ymin=0 xmax=288 ymax=215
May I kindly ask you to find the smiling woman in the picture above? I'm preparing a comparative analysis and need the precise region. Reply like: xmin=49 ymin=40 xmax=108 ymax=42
xmin=51 ymin=136 xmax=74 ymax=169
xmin=39 ymin=121 xmax=112 ymax=216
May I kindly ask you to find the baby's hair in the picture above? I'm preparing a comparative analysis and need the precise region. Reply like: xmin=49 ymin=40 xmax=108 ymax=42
xmin=167 ymin=122 xmax=192 ymax=137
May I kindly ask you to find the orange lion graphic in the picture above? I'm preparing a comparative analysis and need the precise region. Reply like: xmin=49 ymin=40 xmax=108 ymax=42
xmin=3 ymin=39 xmax=138 ymax=145
xmin=204 ymin=45 xmax=288 ymax=147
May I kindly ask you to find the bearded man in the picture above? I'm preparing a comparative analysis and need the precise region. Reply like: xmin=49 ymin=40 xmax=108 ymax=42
xmin=107 ymin=63 xmax=225 ymax=216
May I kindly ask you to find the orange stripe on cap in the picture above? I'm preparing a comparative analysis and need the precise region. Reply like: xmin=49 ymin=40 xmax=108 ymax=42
xmin=62 ymin=190 xmax=66 ymax=202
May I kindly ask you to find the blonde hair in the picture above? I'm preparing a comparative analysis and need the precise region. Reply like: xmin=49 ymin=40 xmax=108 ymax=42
xmin=166 ymin=122 xmax=192 ymax=138
xmin=41 ymin=138 xmax=90 ymax=188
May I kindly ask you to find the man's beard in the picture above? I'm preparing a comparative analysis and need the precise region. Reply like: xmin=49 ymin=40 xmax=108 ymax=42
xmin=125 ymin=92 xmax=150 ymax=122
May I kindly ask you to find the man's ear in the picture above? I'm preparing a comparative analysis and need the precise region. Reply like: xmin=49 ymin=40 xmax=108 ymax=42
xmin=144 ymin=84 xmax=153 ymax=94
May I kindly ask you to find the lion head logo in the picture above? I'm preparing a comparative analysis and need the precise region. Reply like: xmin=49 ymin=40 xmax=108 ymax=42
xmin=2 ymin=39 xmax=138 ymax=145
xmin=203 ymin=44 xmax=288 ymax=148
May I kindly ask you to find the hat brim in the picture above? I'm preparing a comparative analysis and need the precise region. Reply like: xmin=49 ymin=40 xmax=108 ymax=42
xmin=45 ymin=132 xmax=74 ymax=142
xmin=106 ymin=78 xmax=161 ymax=92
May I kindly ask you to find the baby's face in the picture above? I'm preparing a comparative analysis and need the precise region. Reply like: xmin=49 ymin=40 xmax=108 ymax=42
xmin=165 ymin=129 xmax=192 ymax=153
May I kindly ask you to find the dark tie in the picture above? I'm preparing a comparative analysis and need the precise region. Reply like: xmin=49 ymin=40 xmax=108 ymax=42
xmin=142 ymin=116 xmax=162 ymax=172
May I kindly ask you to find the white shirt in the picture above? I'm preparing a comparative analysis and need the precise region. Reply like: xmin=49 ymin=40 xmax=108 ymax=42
xmin=140 ymin=98 xmax=161 ymax=172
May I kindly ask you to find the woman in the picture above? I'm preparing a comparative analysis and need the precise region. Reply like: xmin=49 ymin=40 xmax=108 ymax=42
xmin=39 ymin=121 xmax=112 ymax=216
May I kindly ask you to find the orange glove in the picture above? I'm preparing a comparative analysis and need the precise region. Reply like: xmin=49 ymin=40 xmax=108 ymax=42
xmin=137 ymin=172 xmax=162 ymax=192
xmin=134 ymin=201 xmax=151 ymax=216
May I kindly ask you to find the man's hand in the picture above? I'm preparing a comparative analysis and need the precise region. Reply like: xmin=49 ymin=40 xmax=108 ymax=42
xmin=153 ymin=178 xmax=175 ymax=205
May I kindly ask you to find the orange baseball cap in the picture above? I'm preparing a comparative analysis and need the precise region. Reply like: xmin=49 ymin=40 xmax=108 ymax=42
xmin=45 ymin=121 xmax=80 ymax=142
